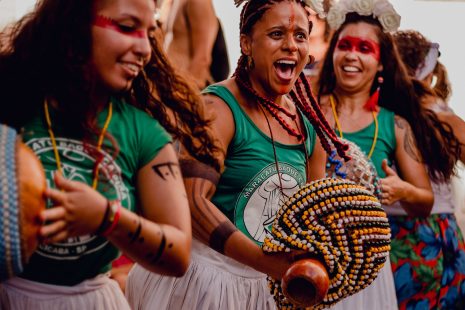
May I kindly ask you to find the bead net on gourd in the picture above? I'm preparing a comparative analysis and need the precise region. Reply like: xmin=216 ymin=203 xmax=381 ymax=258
xmin=326 ymin=139 xmax=381 ymax=199
xmin=262 ymin=178 xmax=391 ymax=309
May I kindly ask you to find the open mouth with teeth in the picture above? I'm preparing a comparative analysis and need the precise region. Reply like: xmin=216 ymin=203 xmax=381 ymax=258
xmin=342 ymin=65 xmax=361 ymax=73
xmin=274 ymin=59 xmax=297 ymax=81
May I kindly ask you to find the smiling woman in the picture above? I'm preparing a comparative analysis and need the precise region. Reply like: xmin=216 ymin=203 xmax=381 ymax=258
xmin=0 ymin=0 xmax=219 ymax=308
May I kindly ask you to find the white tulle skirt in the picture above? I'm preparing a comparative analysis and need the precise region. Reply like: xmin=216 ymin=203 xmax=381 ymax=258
xmin=126 ymin=239 xmax=276 ymax=310
xmin=329 ymin=256 xmax=397 ymax=310
xmin=0 ymin=274 xmax=130 ymax=310
xmin=126 ymin=238 xmax=397 ymax=310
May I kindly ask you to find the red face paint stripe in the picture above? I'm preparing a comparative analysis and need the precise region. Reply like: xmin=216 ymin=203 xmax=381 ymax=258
xmin=93 ymin=15 xmax=147 ymax=38
xmin=336 ymin=36 xmax=380 ymax=61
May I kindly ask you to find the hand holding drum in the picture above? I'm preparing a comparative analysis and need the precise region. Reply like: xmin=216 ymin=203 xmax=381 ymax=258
xmin=0 ymin=125 xmax=46 ymax=281
xmin=263 ymin=178 xmax=391 ymax=309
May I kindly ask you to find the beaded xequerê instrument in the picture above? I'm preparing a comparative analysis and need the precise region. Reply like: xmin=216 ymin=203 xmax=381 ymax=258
xmin=0 ymin=124 xmax=46 ymax=281
xmin=263 ymin=178 xmax=391 ymax=309
xmin=326 ymin=138 xmax=381 ymax=198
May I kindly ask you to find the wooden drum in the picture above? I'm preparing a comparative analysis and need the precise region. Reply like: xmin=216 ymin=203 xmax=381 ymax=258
xmin=263 ymin=178 xmax=391 ymax=309
xmin=0 ymin=124 xmax=46 ymax=281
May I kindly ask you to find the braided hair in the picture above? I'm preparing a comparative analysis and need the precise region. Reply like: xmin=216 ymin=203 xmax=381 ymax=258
xmin=234 ymin=0 xmax=349 ymax=160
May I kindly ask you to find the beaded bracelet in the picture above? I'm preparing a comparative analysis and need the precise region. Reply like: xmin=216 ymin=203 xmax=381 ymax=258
xmin=101 ymin=200 xmax=121 ymax=237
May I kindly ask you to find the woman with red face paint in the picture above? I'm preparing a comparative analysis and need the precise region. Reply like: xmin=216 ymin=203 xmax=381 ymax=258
xmin=0 ymin=0 xmax=220 ymax=308
xmin=390 ymin=30 xmax=465 ymax=310
xmin=125 ymin=0 xmax=349 ymax=309
xmin=317 ymin=0 xmax=461 ymax=309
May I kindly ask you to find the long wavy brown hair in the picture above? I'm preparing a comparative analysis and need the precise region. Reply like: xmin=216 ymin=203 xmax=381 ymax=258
xmin=318 ymin=13 xmax=460 ymax=182
xmin=0 ymin=0 xmax=220 ymax=171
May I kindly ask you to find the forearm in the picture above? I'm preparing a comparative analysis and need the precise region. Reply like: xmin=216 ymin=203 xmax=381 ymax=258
xmin=399 ymin=181 xmax=434 ymax=217
xmin=185 ymin=177 xmax=268 ymax=273
xmin=189 ymin=190 xmax=290 ymax=279
xmin=107 ymin=208 xmax=191 ymax=277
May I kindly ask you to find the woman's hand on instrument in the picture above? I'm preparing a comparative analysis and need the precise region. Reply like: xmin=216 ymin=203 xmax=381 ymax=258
xmin=379 ymin=159 xmax=407 ymax=205
xmin=40 ymin=172 xmax=107 ymax=243
xmin=260 ymin=250 xmax=312 ymax=280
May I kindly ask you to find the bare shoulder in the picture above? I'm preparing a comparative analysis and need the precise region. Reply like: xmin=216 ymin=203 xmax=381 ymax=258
xmin=202 ymin=80 xmax=237 ymax=153
xmin=435 ymin=111 xmax=465 ymax=127
xmin=202 ymin=82 xmax=235 ymax=120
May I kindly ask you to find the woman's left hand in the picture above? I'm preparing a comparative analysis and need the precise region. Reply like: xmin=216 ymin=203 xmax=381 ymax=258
xmin=40 ymin=172 xmax=107 ymax=243
xmin=379 ymin=159 xmax=406 ymax=205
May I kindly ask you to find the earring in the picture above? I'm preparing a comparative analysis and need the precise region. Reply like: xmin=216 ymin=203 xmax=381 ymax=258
xmin=364 ymin=75 xmax=383 ymax=111
xmin=247 ymin=56 xmax=255 ymax=71
xmin=308 ymin=54 xmax=315 ymax=65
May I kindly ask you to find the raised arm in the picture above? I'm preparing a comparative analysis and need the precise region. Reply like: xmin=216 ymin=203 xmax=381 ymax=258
xmin=185 ymin=0 xmax=218 ymax=88
xmin=380 ymin=115 xmax=433 ymax=217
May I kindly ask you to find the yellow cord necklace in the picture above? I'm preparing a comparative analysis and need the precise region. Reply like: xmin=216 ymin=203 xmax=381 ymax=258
xmin=43 ymin=99 xmax=113 ymax=189
xmin=329 ymin=95 xmax=378 ymax=158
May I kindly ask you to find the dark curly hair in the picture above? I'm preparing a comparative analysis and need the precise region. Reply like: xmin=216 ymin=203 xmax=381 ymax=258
xmin=0 ymin=0 xmax=221 ymax=171
xmin=318 ymin=13 xmax=460 ymax=182
xmin=393 ymin=30 xmax=452 ymax=103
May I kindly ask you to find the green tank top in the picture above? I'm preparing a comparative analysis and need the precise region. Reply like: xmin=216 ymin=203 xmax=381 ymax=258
xmin=19 ymin=98 xmax=171 ymax=286
xmin=337 ymin=107 xmax=396 ymax=178
xmin=204 ymin=85 xmax=316 ymax=245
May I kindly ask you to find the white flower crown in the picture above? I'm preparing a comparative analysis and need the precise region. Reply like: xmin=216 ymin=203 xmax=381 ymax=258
xmin=234 ymin=0 xmax=326 ymax=18
xmin=327 ymin=0 xmax=401 ymax=33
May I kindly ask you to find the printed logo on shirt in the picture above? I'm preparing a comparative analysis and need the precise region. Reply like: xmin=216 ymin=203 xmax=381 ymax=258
xmin=235 ymin=163 xmax=304 ymax=244
xmin=27 ymin=137 xmax=130 ymax=260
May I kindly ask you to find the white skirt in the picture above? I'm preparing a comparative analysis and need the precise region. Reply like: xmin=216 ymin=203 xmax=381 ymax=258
xmin=329 ymin=255 xmax=397 ymax=310
xmin=0 ymin=274 xmax=130 ymax=310
xmin=126 ymin=239 xmax=276 ymax=310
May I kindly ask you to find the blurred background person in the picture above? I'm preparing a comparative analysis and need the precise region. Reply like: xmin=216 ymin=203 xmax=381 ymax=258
xmin=160 ymin=0 xmax=230 ymax=89
xmin=303 ymin=0 xmax=332 ymax=81
xmin=392 ymin=29 xmax=465 ymax=309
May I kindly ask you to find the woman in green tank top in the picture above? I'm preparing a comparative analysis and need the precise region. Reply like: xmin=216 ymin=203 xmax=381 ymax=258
xmin=0 ymin=0 xmax=220 ymax=308
xmin=125 ymin=1 xmax=350 ymax=309
xmin=317 ymin=12 xmax=436 ymax=217
xmin=314 ymin=6 xmax=461 ymax=310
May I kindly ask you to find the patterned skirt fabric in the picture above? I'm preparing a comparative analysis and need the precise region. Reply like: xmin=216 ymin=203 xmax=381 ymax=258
xmin=388 ymin=213 xmax=465 ymax=309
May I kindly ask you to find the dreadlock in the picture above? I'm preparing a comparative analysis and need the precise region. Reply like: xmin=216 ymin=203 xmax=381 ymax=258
xmin=234 ymin=0 xmax=349 ymax=160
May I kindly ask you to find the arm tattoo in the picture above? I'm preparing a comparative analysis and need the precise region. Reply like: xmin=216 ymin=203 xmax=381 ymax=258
xmin=394 ymin=116 xmax=421 ymax=162
xmin=188 ymin=178 xmax=223 ymax=241
xmin=128 ymin=216 xmax=142 ymax=244
xmin=180 ymin=159 xmax=220 ymax=185
xmin=209 ymin=221 xmax=238 ymax=254
xmin=151 ymin=226 xmax=166 ymax=265
xmin=152 ymin=162 xmax=180 ymax=180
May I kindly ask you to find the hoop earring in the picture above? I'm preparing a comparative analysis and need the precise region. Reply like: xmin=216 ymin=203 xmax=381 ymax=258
xmin=308 ymin=54 xmax=315 ymax=65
